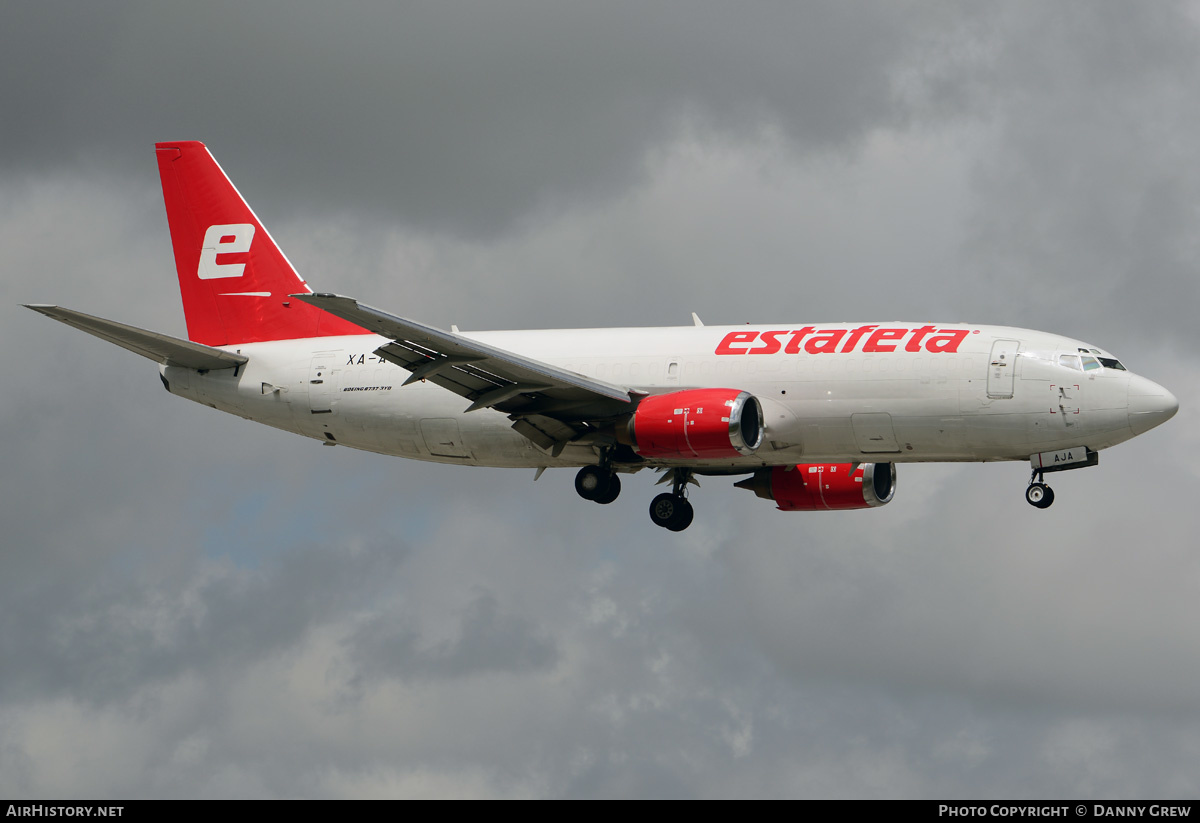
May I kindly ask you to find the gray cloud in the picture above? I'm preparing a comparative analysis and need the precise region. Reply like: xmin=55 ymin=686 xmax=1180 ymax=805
xmin=345 ymin=588 xmax=558 ymax=686
xmin=1 ymin=2 xmax=970 ymax=237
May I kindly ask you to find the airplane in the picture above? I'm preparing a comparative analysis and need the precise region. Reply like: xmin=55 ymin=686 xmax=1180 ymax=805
xmin=26 ymin=141 xmax=1179 ymax=531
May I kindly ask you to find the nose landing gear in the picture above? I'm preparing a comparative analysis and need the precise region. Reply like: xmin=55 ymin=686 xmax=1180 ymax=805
xmin=1023 ymin=447 xmax=1099 ymax=508
xmin=1025 ymin=469 xmax=1055 ymax=509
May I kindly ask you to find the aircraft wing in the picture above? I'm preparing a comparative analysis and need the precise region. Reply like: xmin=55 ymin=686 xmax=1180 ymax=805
xmin=24 ymin=305 xmax=248 ymax=371
xmin=293 ymin=293 xmax=636 ymax=450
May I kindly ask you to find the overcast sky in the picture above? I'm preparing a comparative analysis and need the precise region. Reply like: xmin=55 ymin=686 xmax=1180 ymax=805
xmin=3 ymin=1 xmax=1199 ymax=799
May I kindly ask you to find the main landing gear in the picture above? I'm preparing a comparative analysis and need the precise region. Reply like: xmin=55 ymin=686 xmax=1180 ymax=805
xmin=648 ymin=469 xmax=695 ymax=532
xmin=573 ymin=464 xmax=696 ymax=531
xmin=575 ymin=465 xmax=621 ymax=505
xmin=649 ymin=493 xmax=693 ymax=531
xmin=1025 ymin=468 xmax=1055 ymax=509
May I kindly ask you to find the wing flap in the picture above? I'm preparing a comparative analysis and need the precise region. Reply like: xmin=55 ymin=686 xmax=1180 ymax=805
xmin=511 ymin=415 xmax=583 ymax=450
xmin=25 ymin=305 xmax=248 ymax=371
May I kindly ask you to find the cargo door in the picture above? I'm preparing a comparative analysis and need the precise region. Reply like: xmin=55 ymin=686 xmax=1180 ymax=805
xmin=987 ymin=339 xmax=1020 ymax=399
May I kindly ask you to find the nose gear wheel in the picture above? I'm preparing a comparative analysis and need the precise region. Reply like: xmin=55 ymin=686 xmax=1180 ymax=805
xmin=1025 ymin=469 xmax=1055 ymax=509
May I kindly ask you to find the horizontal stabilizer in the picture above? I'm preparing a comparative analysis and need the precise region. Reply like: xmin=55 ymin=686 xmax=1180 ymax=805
xmin=24 ymin=305 xmax=248 ymax=371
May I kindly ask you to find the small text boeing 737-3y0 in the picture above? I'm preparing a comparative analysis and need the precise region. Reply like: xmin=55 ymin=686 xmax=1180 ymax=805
xmin=27 ymin=142 xmax=1179 ymax=531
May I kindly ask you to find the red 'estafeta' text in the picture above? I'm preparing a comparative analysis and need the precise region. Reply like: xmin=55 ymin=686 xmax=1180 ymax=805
xmin=714 ymin=325 xmax=971 ymax=356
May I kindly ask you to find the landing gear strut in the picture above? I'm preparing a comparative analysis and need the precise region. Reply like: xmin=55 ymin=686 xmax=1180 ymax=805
xmin=1025 ymin=468 xmax=1055 ymax=509
xmin=649 ymin=469 xmax=695 ymax=531
xmin=575 ymin=465 xmax=621 ymax=505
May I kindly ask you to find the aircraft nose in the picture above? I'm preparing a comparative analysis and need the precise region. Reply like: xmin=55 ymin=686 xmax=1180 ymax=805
xmin=1128 ymin=374 xmax=1179 ymax=436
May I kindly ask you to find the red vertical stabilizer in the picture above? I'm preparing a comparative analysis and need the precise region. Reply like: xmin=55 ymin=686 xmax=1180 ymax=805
xmin=155 ymin=141 xmax=367 ymax=345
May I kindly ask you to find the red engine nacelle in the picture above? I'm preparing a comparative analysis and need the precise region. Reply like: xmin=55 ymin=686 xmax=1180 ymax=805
xmin=627 ymin=388 xmax=764 ymax=459
xmin=734 ymin=462 xmax=896 ymax=510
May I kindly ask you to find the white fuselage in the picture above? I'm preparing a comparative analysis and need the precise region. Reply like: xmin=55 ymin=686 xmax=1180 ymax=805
xmin=162 ymin=322 xmax=1164 ymax=469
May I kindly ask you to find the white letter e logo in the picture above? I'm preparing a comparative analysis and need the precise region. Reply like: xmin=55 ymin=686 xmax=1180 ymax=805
xmin=198 ymin=224 xmax=255 ymax=279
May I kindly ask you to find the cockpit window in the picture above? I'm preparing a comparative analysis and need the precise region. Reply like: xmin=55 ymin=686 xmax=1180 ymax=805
xmin=1069 ymin=349 xmax=1126 ymax=371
